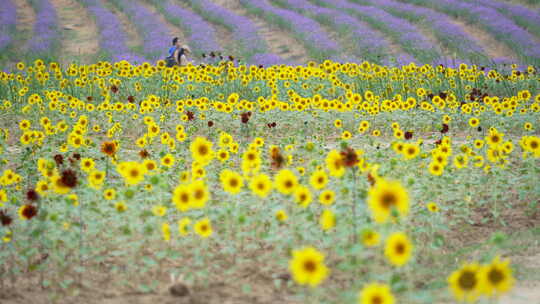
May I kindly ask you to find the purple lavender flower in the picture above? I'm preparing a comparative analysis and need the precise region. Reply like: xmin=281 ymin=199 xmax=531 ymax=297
xmin=239 ymin=0 xmax=339 ymax=60
xmin=162 ymin=1 xmax=221 ymax=53
xmin=0 ymin=0 xmax=17 ymax=50
xmin=27 ymin=0 xmax=59 ymax=54
xmin=404 ymin=0 xmax=540 ymax=62
xmin=276 ymin=0 xmax=416 ymax=64
xmin=109 ymin=0 xmax=171 ymax=61
xmin=80 ymin=0 xmax=145 ymax=63
xmin=186 ymin=0 xmax=289 ymax=65
xmin=319 ymin=0 xmax=439 ymax=64
xmin=359 ymin=0 xmax=488 ymax=63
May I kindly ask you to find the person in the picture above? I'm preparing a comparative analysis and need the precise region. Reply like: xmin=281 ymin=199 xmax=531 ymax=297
xmin=175 ymin=45 xmax=192 ymax=66
xmin=166 ymin=37 xmax=181 ymax=67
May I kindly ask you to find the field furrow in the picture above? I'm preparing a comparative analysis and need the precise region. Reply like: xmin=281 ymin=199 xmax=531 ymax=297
xmin=49 ymin=0 xmax=99 ymax=63
xmin=12 ymin=0 xmax=36 ymax=60
xmin=0 ymin=0 xmax=17 ymax=52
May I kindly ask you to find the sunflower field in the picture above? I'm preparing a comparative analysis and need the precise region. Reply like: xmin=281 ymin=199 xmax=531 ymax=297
xmin=0 ymin=58 xmax=539 ymax=304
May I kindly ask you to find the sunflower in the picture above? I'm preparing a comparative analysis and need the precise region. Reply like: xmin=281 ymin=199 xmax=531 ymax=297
xmin=358 ymin=283 xmax=395 ymax=304
xmin=275 ymin=210 xmax=288 ymax=222
xmin=115 ymin=201 xmax=127 ymax=213
xmin=51 ymin=174 xmax=71 ymax=194
xmin=384 ymin=232 xmax=413 ymax=267
xmin=367 ymin=179 xmax=409 ymax=223
xmin=481 ymin=256 xmax=514 ymax=297
xmin=103 ymin=188 xmax=116 ymax=200
xmin=289 ymin=247 xmax=329 ymax=287
xmin=453 ymin=154 xmax=469 ymax=169
xmin=161 ymin=222 xmax=171 ymax=242
xmin=189 ymin=180 xmax=209 ymax=209
xmin=426 ymin=202 xmax=439 ymax=212
xmin=117 ymin=162 xmax=146 ymax=185
xmin=152 ymin=205 xmax=167 ymax=217
xmin=448 ymin=263 xmax=484 ymax=303
xmin=249 ymin=173 xmax=272 ymax=198
xmin=217 ymin=149 xmax=229 ymax=162
xmin=318 ymin=189 xmax=335 ymax=206
xmin=428 ymin=162 xmax=444 ymax=176
xmin=319 ymin=209 xmax=335 ymax=231
xmin=178 ymin=217 xmax=191 ymax=236
xmin=309 ymin=170 xmax=328 ymax=190
xmin=88 ymin=170 xmax=105 ymax=189
xmin=275 ymin=169 xmax=298 ymax=195
xmin=403 ymin=143 xmax=420 ymax=160
xmin=486 ymin=129 xmax=504 ymax=147
xmin=326 ymin=150 xmax=345 ymax=177
xmin=294 ymin=185 xmax=312 ymax=208
xmin=469 ymin=117 xmax=480 ymax=127
xmin=161 ymin=153 xmax=175 ymax=168
xmin=220 ymin=169 xmax=243 ymax=194
xmin=194 ymin=217 xmax=212 ymax=238
xmin=172 ymin=184 xmax=191 ymax=212
xmin=190 ymin=137 xmax=214 ymax=165
xmin=80 ymin=158 xmax=95 ymax=173
xmin=361 ymin=229 xmax=380 ymax=247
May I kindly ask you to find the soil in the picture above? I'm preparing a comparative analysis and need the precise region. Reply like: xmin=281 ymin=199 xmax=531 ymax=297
xmin=49 ymin=0 xmax=100 ymax=62
xmin=12 ymin=0 xmax=36 ymax=57
xmin=210 ymin=0 xmax=310 ymax=63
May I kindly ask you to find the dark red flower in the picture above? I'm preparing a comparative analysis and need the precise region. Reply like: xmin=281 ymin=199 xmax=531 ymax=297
xmin=270 ymin=148 xmax=285 ymax=170
xmin=26 ymin=189 xmax=39 ymax=202
xmin=0 ymin=210 xmax=13 ymax=226
xmin=128 ymin=95 xmax=135 ymax=103
xmin=110 ymin=85 xmax=118 ymax=94
xmin=240 ymin=112 xmax=251 ymax=124
xmin=207 ymin=121 xmax=214 ymax=127
xmin=404 ymin=131 xmax=413 ymax=140
xmin=87 ymin=96 xmax=93 ymax=101
xmin=21 ymin=205 xmax=38 ymax=220
xmin=72 ymin=153 xmax=81 ymax=160
xmin=187 ymin=111 xmax=195 ymax=121
xmin=440 ymin=124 xmax=449 ymax=134
xmin=367 ymin=173 xmax=376 ymax=186
xmin=60 ymin=170 xmax=78 ymax=188
xmin=477 ymin=126 xmax=482 ymax=132
xmin=340 ymin=147 xmax=359 ymax=168
xmin=54 ymin=154 xmax=64 ymax=165
xmin=139 ymin=149 xmax=149 ymax=159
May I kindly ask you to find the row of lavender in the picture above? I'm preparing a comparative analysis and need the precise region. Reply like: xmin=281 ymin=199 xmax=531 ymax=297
xmin=79 ymin=0 xmax=145 ymax=63
xmin=401 ymin=0 xmax=540 ymax=65
xmin=26 ymin=0 xmax=60 ymax=58
xmin=239 ymin=0 xmax=344 ymax=63
xmin=344 ymin=0 xmax=494 ymax=65
xmin=184 ymin=0 xmax=287 ymax=66
xmin=272 ymin=0 xmax=415 ymax=65
xmin=0 ymin=0 xmax=17 ymax=52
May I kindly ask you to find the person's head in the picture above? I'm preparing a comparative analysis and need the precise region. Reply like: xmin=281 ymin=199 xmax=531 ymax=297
xmin=172 ymin=37 xmax=180 ymax=47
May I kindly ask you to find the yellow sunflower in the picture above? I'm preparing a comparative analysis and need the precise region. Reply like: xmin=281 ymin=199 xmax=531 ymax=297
xmin=384 ymin=232 xmax=413 ymax=267
xmin=289 ymin=247 xmax=329 ymax=287
xmin=367 ymin=178 xmax=409 ymax=223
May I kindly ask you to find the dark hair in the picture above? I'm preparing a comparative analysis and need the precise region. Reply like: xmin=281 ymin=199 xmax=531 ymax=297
xmin=172 ymin=37 xmax=178 ymax=46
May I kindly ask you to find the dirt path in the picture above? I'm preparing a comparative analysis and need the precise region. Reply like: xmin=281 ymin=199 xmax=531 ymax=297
xmin=210 ymin=0 xmax=310 ymax=63
xmin=49 ymin=0 xmax=100 ymax=62
xmin=13 ymin=0 xmax=36 ymax=56
xmin=500 ymin=252 xmax=540 ymax=304
xmin=101 ymin=0 xmax=142 ymax=51
xmin=449 ymin=17 xmax=519 ymax=62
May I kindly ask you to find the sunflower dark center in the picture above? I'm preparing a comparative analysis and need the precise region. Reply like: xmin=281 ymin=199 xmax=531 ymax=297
xmin=198 ymin=145 xmax=208 ymax=156
xmin=458 ymin=271 xmax=477 ymax=290
xmin=284 ymin=180 xmax=293 ymax=188
xmin=395 ymin=242 xmax=405 ymax=254
xmin=230 ymin=178 xmax=238 ymax=187
xmin=381 ymin=192 xmax=397 ymax=209
xmin=371 ymin=295 xmax=383 ymax=304
xmin=303 ymin=260 xmax=316 ymax=273
xmin=488 ymin=268 xmax=504 ymax=285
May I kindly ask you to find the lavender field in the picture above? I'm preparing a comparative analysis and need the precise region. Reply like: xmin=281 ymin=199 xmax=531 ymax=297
xmin=0 ymin=1 xmax=540 ymax=304
xmin=1 ymin=0 xmax=540 ymax=67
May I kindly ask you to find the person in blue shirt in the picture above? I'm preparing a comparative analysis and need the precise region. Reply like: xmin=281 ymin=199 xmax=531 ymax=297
xmin=167 ymin=37 xmax=181 ymax=66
